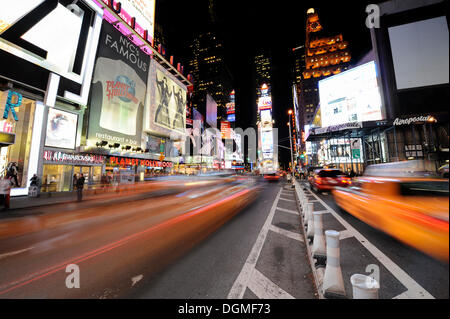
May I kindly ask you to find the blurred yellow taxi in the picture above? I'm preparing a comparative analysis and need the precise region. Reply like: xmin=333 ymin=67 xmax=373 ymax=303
xmin=332 ymin=160 xmax=449 ymax=262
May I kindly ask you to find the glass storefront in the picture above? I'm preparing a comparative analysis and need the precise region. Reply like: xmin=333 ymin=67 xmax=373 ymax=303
xmin=41 ymin=164 xmax=104 ymax=192
xmin=41 ymin=164 xmax=72 ymax=192
xmin=0 ymin=90 xmax=36 ymax=188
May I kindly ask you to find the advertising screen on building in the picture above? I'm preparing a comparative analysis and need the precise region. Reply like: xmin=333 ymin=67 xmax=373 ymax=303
xmin=45 ymin=108 xmax=78 ymax=149
xmin=145 ymin=59 xmax=187 ymax=136
xmin=226 ymin=102 xmax=235 ymax=114
xmin=261 ymin=130 xmax=273 ymax=153
xmin=119 ymin=0 xmax=155 ymax=41
xmin=388 ymin=16 xmax=449 ymax=90
xmin=227 ymin=114 xmax=235 ymax=122
xmin=318 ymin=61 xmax=383 ymax=128
xmin=0 ymin=1 xmax=83 ymax=75
xmin=258 ymin=96 xmax=272 ymax=110
xmin=89 ymin=20 xmax=149 ymax=147
xmin=206 ymin=94 xmax=218 ymax=128
xmin=221 ymin=121 xmax=231 ymax=139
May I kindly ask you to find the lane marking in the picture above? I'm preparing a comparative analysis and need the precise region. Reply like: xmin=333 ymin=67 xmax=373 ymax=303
xmin=228 ymin=188 xmax=283 ymax=299
xmin=269 ymin=225 xmax=304 ymax=243
xmin=307 ymin=188 xmax=435 ymax=299
xmin=276 ymin=207 xmax=298 ymax=215
xmin=131 ymin=274 xmax=143 ymax=287
xmin=338 ymin=230 xmax=353 ymax=240
xmin=392 ymin=291 xmax=410 ymax=299
xmin=0 ymin=247 xmax=34 ymax=261
xmin=247 ymin=268 xmax=295 ymax=299
xmin=279 ymin=198 xmax=296 ymax=203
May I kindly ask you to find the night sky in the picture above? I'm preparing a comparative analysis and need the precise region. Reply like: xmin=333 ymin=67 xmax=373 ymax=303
xmin=156 ymin=0 xmax=382 ymax=166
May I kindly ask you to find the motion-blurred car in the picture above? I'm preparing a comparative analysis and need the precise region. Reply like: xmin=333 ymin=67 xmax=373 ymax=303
xmin=332 ymin=160 xmax=449 ymax=262
xmin=308 ymin=169 xmax=352 ymax=192
xmin=264 ymin=172 xmax=281 ymax=181
xmin=438 ymin=164 xmax=449 ymax=178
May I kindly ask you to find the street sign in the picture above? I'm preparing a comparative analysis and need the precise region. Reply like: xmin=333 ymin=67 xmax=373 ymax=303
xmin=352 ymin=149 xmax=361 ymax=159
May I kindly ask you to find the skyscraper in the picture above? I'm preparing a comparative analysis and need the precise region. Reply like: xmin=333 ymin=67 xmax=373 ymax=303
xmin=293 ymin=8 xmax=351 ymax=127
xmin=254 ymin=52 xmax=272 ymax=124
xmin=188 ymin=31 xmax=234 ymax=125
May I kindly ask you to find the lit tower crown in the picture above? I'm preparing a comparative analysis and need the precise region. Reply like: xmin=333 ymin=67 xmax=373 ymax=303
xmin=303 ymin=8 xmax=351 ymax=80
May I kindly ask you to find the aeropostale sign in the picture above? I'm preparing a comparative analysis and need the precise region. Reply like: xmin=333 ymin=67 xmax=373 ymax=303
xmin=109 ymin=156 xmax=173 ymax=168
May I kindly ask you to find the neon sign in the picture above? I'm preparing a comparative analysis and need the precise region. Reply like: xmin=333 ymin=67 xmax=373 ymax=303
xmin=3 ymin=91 xmax=22 ymax=121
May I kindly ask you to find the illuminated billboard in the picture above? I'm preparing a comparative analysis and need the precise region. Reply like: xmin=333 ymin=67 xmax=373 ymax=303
xmin=0 ymin=1 xmax=103 ymax=105
xmin=221 ymin=121 xmax=231 ymax=139
xmin=226 ymin=102 xmax=235 ymax=114
xmin=145 ymin=59 xmax=187 ymax=137
xmin=206 ymin=94 xmax=218 ymax=128
xmin=261 ymin=130 xmax=273 ymax=153
xmin=227 ymin=114 xmax=235 ymax=122
xmin=258 ymin=96 xmax=272 ymax=110
xmin=319 ymin=61 xmax=383 ymax=128
xmin=45 ymin=108 xmax=78 ymax=150
xmin=89 ymin=20 xmax=149 ymax=147
xmin=120 ymin=0 xmax=155 ymax=41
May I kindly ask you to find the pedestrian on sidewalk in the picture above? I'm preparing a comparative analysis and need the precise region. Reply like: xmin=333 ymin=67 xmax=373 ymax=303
xmin=6 ymin=162 xmax=19 ymax=187
xmin=0 ymin=175 xmax=12 ymax=210
xmin=76 ymin=173 xmax=85 ymax=202
xmin=29 ymin=174 xmax=40 ymax=197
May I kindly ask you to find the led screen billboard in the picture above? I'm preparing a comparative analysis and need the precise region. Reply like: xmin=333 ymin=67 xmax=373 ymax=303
xmin=221 ymin=121 xmax=231 ymax=139
xmin=388 ymin=16 xmax=449 ymax=90
xmin=45 ymin=108 xmax=78 ymax=149
xmin=145 ymin=59 xmax=187 ymax=136
xmin=120 ymin=0 xmax=155 ymax=41
xmin=318 ymin=61 xmax=383 ymax=128
xmin=89 ymin=20 xmax=149 ymax=147
xmin=206 ymin=94 xmax=218 ymax=128
xmin=261 ymin=130 xmax=273 ymax=153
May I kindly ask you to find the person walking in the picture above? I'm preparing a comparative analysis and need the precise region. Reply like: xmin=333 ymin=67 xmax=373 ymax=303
xmin=0 ymin=176 xmax=12 ymax=210
xmin=76 ymin=173 xmax=85 ymax=202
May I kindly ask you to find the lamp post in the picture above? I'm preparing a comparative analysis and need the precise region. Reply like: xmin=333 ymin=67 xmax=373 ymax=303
xmin=288 ymin=110 xmax=295 ymax=186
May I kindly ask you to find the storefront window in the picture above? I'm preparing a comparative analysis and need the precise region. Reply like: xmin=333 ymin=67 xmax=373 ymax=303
xmin=0 ymin=90 xmax=36 ymax=188
xmin=42 ymin=164 xmax=72 ymax=192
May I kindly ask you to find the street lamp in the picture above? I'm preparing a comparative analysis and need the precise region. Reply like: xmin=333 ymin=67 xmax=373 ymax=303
xmin=287 ymin=109 xmax=295 ymax=187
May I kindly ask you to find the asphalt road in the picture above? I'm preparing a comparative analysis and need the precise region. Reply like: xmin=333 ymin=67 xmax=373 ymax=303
xmin=0 ymin=177 xmax=261 ymax=298
xmin=308 ymin=183 xmax=449 ymax=299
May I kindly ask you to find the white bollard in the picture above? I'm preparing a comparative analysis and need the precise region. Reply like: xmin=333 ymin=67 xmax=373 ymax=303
xmin=322 ymin=230 xmax=346 ymax=298
xmin=311 ymin=212 xmax=326 ymax=265
xmin=304 ymin=203 xmax=313 ymax=226
xmin=306 ymin=210 xmax=315 ymax=241
xmin=350 ymin=274 xmax=380 ymax=299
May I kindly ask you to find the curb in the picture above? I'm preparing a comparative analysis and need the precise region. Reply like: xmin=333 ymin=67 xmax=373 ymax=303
xmin=293 ymin=179 xmax=325 ymax=299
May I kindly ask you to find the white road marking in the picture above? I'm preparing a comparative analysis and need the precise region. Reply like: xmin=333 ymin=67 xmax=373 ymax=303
xmin=392 ymin=291 xmax=410 ymax=299
xmin=228 ymin=188 xmax=283 ymax=299
xmin=279 ymin=198 xmax=296 ymax=203
xmin=0 ymin=247 xmax=33 ymax=260
xmin=308 ymin=190 xmax=435 ymax=299
xmin=131 ymin=274 xmax=143 ymax=286
xmin=338 ymin=230 xmax=354 ymax=240
xmin=247 ymin=268 xmax=295 ymax=299
xmin=269 ymin=225 xmax=304 ymax=243
xmin=276 ymin=207 xmax=298 ymax=215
